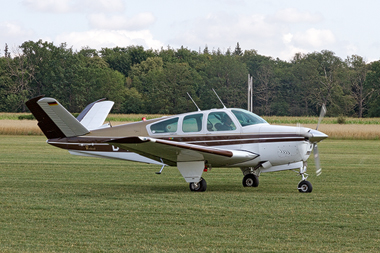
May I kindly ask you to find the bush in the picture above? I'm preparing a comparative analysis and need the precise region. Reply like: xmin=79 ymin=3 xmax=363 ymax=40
xmin=337 ymin=115 xmax=346 ymax=124
xmin=18 ymin=114 xmax=35 ymax=120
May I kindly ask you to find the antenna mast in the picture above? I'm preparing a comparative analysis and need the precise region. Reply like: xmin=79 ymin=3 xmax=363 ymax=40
xmin=187 ymin=92 xmax=201 ymax=111
xmin=212 ymin=88 xmax=226 ymax=109
xmin=248 ymin=74 xmax=253 ymax=112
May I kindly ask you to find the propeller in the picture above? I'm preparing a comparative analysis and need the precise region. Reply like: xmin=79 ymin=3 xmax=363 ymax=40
xmin=316 ymin=104 xmax=327 ymax=130
xmin=313 ymin=104 xmax=326 ymax=176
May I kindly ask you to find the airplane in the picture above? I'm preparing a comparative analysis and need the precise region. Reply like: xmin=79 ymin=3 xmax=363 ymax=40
xmin=25 ymin=94 xmax=328 ymax=193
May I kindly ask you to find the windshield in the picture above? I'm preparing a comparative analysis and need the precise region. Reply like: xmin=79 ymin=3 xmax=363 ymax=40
xmin=231 ymin=109 xmax=267 ymax=127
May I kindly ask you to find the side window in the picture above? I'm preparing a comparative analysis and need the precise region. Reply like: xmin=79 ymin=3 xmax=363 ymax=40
xmin=150 ymin=117 xmax=178 ymax=134
xmin=182 ymin=114 xmax=203 ymax=133
xmin=207 ymin=112 xmax=236 ymax=131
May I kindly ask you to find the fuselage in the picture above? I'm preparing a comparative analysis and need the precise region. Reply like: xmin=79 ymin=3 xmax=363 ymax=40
xmin=48 ymin=108 xmax=327 ymax=171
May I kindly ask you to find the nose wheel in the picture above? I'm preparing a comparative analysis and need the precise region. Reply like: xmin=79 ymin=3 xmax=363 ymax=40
xmin=298 ymin=180 xmax=313 ymax=193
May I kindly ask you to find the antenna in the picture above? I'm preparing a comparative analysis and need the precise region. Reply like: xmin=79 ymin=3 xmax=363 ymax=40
xmin=212 ymin=88 xmax=226 ymax=109
xmin=187 ymin=92 xmax=201 ymax=111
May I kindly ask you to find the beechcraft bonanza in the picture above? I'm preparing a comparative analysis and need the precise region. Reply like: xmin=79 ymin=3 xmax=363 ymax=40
xmin=26 ymin=93 xmax=327 ymax=193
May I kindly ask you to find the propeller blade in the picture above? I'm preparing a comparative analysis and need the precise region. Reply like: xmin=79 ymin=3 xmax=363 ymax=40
xmin=316 ymin=104 xmax=326 ymax=130
xmin=313 ymin=144 xmax=322 ymax=176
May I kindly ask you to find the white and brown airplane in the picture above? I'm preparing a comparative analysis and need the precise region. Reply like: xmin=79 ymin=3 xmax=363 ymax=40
xmin=26 ymin=95 xmax=327 ymax=193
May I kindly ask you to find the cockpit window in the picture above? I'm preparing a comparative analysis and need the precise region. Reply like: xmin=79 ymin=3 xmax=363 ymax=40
xmin=232 ymin=109 xmax=267 ymax=127
xmin=183 ymin=113 xmax=203 ymax=132
xmin=207 ymin=112 xmax=236 ymax=131
xmin=150 ymin=117 xmax=178 ymax=134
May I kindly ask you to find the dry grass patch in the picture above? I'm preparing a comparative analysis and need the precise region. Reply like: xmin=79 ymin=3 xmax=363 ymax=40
xmin=319 ymin=124 xmax=380 ymax=139
xmin=281 ymin=124 xmax=380 ymax=140
xmin=0 ymin=120 xmax=42 ymax=135
xmin=1 ymin=119 xmax=380 ymax=139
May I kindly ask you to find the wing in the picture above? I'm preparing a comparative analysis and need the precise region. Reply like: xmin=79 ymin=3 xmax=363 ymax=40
xmin=107 ymin=136 xmax=259 ymax=167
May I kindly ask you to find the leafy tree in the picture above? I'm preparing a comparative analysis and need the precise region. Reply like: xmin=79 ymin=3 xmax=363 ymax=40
xmin=100 ymin=46 xmax=154 ymax=77
xmin=0 ymin=57 xmax=17 ymax=111
xmin=198 ymin=53 xmax=248 ymax=110
xmin=291 ymin=53 xmax=321 ymax=115
xmin=345 ymin=55 xmax=374 ymax=117
xmin=307 ymin=50 xmax=352 ymax=116
xmin=233 ymin=42 xmax=243 ymax=56
xmin=3 ymin=46 xmax=36 ymax=112
xmin=366 ymin=60 xmax=380 ymax=117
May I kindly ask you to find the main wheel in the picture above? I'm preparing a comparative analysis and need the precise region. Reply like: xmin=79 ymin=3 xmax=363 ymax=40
xmin=189 ymin=177 xmax=207 ymax=192
xmin=242 ymin=174 xmax=259 ymax=187
xmin=298 ymin=180 xmax=312 ymax=193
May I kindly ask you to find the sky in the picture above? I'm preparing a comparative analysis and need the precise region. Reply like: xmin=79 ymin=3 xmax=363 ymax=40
xmin=1 ymin=0 xmax=380 ymax=62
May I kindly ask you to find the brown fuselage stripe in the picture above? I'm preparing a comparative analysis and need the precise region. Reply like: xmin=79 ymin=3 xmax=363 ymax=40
xmin=48 ymin=134 xmax=307 ymax=152
xmin=50 ymin=133 xmax=306 ymax=143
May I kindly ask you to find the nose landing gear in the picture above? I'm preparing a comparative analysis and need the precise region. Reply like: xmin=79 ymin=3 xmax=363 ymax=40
xmin=298 ymin=180 xmax=312 ymax=193
xmin=297 ymin=162 xmax=313 ymax=193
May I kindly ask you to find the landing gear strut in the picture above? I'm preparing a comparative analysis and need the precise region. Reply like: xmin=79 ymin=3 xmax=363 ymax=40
xmin=297 ymin=162 xmax=313 ymax=193
xmin=189 ymin=177 xmax=207 ymax=192
xmin=241 ymin=167 xmax=260 ymax=188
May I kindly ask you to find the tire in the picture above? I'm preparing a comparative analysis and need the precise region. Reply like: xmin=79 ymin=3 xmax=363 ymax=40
xmin=189 ymin=177 xmax=207 ymax=192
xmin=242 ymin=174 xmax=259 ymax=187
xmin=298 ymin=180 xmax=313 ymax=193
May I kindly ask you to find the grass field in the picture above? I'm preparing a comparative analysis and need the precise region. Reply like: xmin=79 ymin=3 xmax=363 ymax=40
xmin=0 ymin=135 xmax=379 ymax=252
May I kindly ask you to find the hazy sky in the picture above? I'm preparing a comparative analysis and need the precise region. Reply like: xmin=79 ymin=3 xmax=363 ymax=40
xmin=1 ymin=0 xmax=379 ymax=61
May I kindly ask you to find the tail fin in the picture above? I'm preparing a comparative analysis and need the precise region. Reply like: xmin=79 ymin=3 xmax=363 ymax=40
xmin=26 ymin=96 xmax=89 ymax=139
xmin=76 ymin=98 xmax=114 ymax=131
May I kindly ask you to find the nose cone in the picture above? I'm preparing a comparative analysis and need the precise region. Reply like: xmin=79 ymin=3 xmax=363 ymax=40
xmin=308 ymin=129 xmax=328 ymax=143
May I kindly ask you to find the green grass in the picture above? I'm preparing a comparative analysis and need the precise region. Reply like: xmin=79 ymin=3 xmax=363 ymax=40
xmin=1 ymin=136 xmax=380 ymax=252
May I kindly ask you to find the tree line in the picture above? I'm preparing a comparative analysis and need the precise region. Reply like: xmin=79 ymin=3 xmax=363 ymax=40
xmin=1 ymin=40 xmax=380 ymax=117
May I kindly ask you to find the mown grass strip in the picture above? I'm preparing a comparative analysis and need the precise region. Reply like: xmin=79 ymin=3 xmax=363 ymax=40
xmin=0 ymin=136 xmax=379 ymax=252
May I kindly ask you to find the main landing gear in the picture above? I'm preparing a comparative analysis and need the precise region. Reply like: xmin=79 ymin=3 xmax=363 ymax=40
xmin=242 ymin=174 xmax=259 ymax=187
xmin=189 ymin=177 xmax=207 ymax=192
xmin=241 ymin=167 xmax=260 ymax=188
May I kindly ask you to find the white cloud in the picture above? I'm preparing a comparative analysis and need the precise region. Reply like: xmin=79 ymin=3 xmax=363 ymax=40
xmin=88 ymin=12 xmax=155 ymax=30
xmin=0 ymin=22 xmax=33 ymax=41
xmin=270 ymin=8 xmax=322 ymax=24
xmin=282 ymin=33 xmax=293 ymax=44
xmin=22 ymin=0 xmax=125 ymax=13
xmin=279 ymin=45 xmax=308 ymax=61
xmin=293 ymin=28 xmax=336 ymax=48
xmin=81 ymin=0 xmax=125 ymax=13
xmin=176 ymin=13 xmax=278 ymax=50
xmin=23 ymin=0 xmax=72 ymax=13
xmin=55 ymin=30 xmax=163 ymax=50
xmin=345 ymin=43 xmax=358 ymax=56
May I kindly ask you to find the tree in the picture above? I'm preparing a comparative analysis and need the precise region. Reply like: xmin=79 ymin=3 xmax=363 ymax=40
xmin=100 ymin=46 xmax=154 ymax=77
xmin=254 ymin=63 xmax=276 ymax=115
xmin=233 ymin=42 xmax=243 ymax=56
xmin=366 ymin=60 xmax=380 ymax=117
xmin=198 ymin=54 xmax=248 ymax=110
xmin=4 ymin=46 xmax=36 ymax=111
xmin=345 ymin=55 xmax=373 ymax=117
xmin=307 ymin=50 xmax=352 ymax=116
xmin=291 ymin=53 xmax=320 ymax=115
